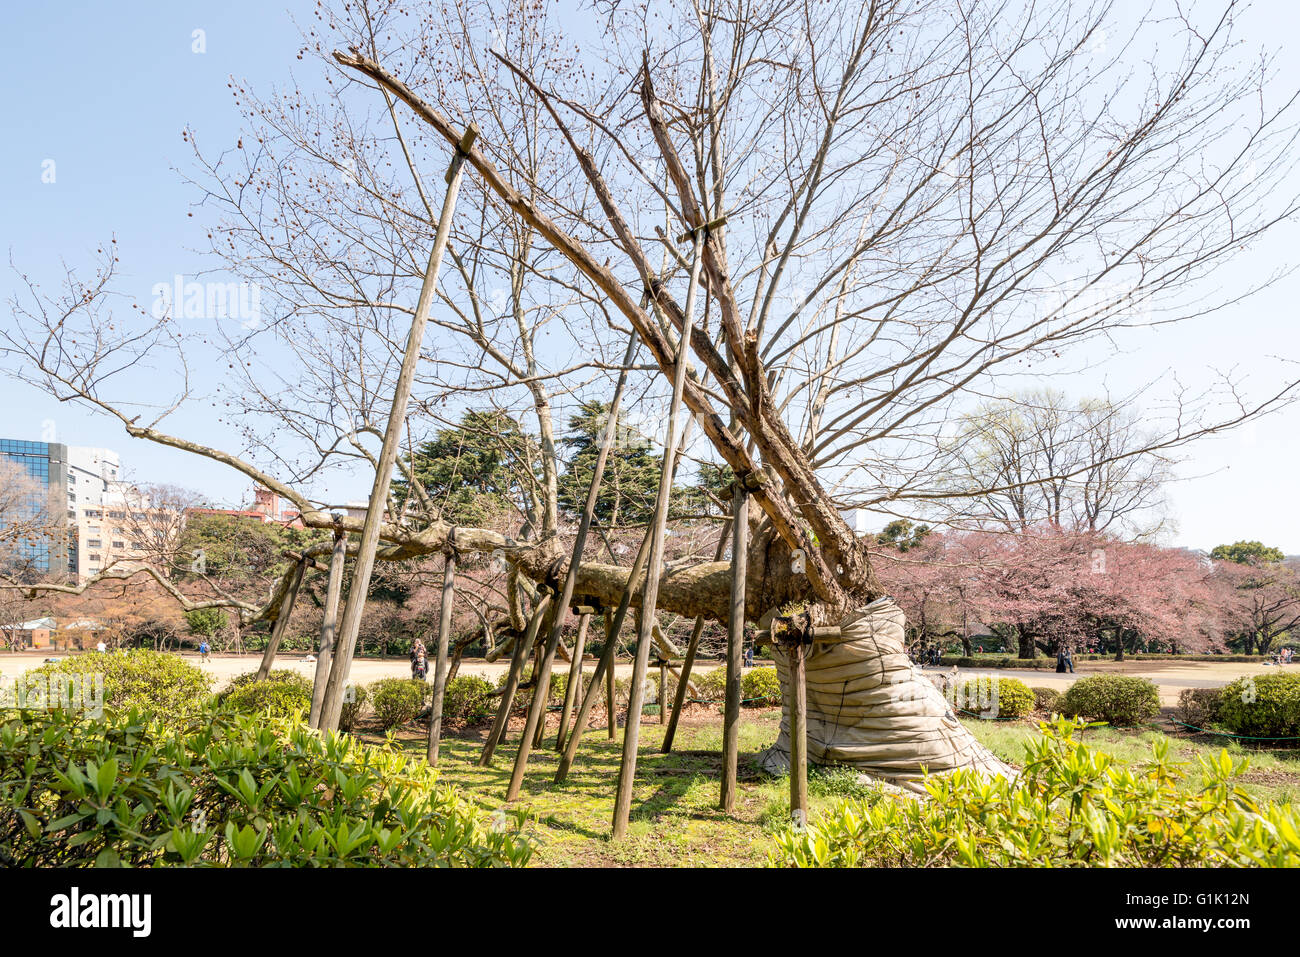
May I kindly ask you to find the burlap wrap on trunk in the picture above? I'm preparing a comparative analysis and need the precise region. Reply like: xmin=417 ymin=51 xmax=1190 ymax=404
xmin=759 ymin=597 xmax=1013 ymax=794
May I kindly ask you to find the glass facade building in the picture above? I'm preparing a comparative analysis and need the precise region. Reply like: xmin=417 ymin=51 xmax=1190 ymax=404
xmin=0 ymin=439 xmax=71 ymax=577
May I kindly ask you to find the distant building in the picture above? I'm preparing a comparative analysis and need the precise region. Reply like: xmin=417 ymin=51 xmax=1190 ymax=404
xmin=0 ymin=616 xmax=106 ymax=651
xmin=0 ymin=439 xmax=164 ymax=583
xmin=65 ymin=447 xmax=125 ymax=581
xmin=0 ymin=438 xmax=72 ymax=577
xmin=188 ymin=486 xmax=304 ymax=528
xmin=2 ymin=616 xmax=56 ymax=649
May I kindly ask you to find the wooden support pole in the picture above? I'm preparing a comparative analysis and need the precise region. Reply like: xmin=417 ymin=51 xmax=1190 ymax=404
xmin=720 ymin=481 xmax=748 ymax=812
xmin=658 ymin=660 xmax=667 ymax=724
xmin=663 ymin=517 xmax=731 ymax=752
xmin=611 ymin=230 xmax=706 ymax=841
xmin=531 ymin=651 xmax=549 ymax=751
xmin=554 ymin=612 xmax=590 ymax=752
xmin=552 ymin=385 xmax=696 ymax=784
xmin=553 ymin=550 xmax=645 ymax=783
xmin=506 ymin=333 xmax=639 ymax=800
xmin=425 ymin=544 xmax=457 ymax=764
xmin=317 ymin=122 xmax=477 ymax=732
xmin=788 ymin=640 xmax=809 ymax=825
xmin=309 ymin=527 xmax=347 ymax=728
xmin=480 ymin=595 xmax=551 ymax=767
xmin=255 ymin=558 xmax=307 ymax=681
xmin=606 ymin=637 xmax=617 ymax=739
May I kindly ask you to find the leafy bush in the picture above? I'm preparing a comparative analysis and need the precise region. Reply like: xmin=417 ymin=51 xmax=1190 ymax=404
xmin=0 ymin=706 xmax=531 ymax=867
xmin=771 ymin=717 xmax=1300 ymax=867
xmin=442 ymin=675 xmax=496 ymax=726
xmin=220 ymin=671 xmax=313 ymax=719
xmin=24 ymin=650 xmax=212 ymax=725
xmin=1059 ymin=675 xmax=1159 ymax=726
xmin=1031 ymin=686 xmax=1061 ymax=713
xmin=1175 ymin=687 xmax=1225 ymax=730
xmin=742 ymin=668 xmax=782 ymax=707
xmin=507 ymin=666 xmax=567 ymax=710
xmin=694 ymin=668 xmax=728 ymax=704
xmin=370 ymin=678 xmax=431 ymax=731
xmin=339 ymin=682 xmax=368 ymax=732
xmin=1216 ymin=673 xmax=1300 ymax=740
xmin=953 ymin=676 xmax=1034 ymax=719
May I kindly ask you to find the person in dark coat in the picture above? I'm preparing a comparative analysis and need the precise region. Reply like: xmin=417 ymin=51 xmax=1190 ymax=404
xmin=410 ymin=637 xmax=428 ymax=681
xmin=1056 ymin=649 xmax=1067 ymax=673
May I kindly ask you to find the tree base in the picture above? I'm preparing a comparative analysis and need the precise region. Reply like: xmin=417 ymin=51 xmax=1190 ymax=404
xmin=759 ymin=598 xmax=1013 ymax=795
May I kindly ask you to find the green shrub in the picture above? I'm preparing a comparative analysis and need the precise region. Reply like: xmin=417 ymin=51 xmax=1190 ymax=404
xmin=501 ymin=667 xmax=564 ymax=711
xmin=951 ymin=676 xmax=1034 ymax=718
xmin=220 ymin=671 xmax=313 ymax=719
xmin=1216 ymin=673 xmax=1300 ymax=740
xmin=370 ymin=678 xmax=430 ymax=731
xmin=339 ymin=682 xmax=368 ymax=732
xmin=442 ymin=675 xmax=496 ymax=726
xmin=23 ymin=650 xmax=212 ymax=725
xmin=742 ymin=668 xmax=782 ymax=707
xmin=694 ymin=668 xmax=728 ymax=703
xmin=0 ymin=706 xmax=531 ymax=867
xmin=1059 ymin=675 xmax=1159 ymax=726
xmin=771 ymin=717 xmax=1300 ymax=867
xmin=1175 ymin=687 xmax=1226 ymax=731
xmin=1031 ymin=686 xmax=1062 ymax=713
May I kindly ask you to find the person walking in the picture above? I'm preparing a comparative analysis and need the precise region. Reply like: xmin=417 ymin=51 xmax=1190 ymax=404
xmin=199 ymin=639 xmax=210 ymax=664
xmin=1064 ymin=646 xmax=1075 ymax=673
xmin=1055 ymin=648 xmax=1067 ymax=673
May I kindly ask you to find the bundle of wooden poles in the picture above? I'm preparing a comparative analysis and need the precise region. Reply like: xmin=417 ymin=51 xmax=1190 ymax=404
xmin=246 ymin=128 xmax=814 ymax=838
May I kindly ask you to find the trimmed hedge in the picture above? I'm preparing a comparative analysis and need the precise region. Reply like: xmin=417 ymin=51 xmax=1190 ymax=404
xmin=1031 ymin=686 xmax=1062 ymax=713
xmin=442 ymin=675 xmax=496 ymax=726
xmin=22 ymin=650 xmax=212 ymax=724
xmin=954 ymin=676 xmax=1034 ymax=719
xmin=694 ymin=668 xmax=728 ymax=703
xmin=1059 ymin=675 xmax=1160 ymax=726
xmin=741 ymin=668 xmax=782 ymax=707
xmin=339 ymin=682 xmax=368 ymax=732
xmin=220 ymin=670 xmax=313 ymax=719
xmin=1216 ymin=673 xmax=1300 ymax=740
xmin=0 ymin=706 xmax=531 ymax=866
xmin=370 ymin=678 xmax=431 ymax=731
xmin=1174 ymin=687 xmax=1225 ymax=730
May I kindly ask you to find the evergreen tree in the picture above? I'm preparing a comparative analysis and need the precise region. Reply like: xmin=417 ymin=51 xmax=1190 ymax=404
xmin=558 ymin=400 xmax=661 ymax=527
xmin=394 ymin=410 xmax=539 ymax=528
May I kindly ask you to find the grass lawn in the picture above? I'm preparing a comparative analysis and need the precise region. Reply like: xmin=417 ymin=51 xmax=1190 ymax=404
xmin=359 ymin=706 xmax=1300 ymax=867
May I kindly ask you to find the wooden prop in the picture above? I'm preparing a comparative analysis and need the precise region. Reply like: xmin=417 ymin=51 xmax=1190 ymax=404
xmin=309 ymin=526 xmax=348 ymax=728
xmin=318 ymin=122 xmax=479 ymax=730
xmin=426 ymin=541 xmax=457 ymax=763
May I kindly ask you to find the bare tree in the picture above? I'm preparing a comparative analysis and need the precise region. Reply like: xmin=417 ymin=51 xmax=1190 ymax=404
xmin=111 ymin=482 xmax=206 ymax=579
xmin=3 ymin=0 xmax=1299 ymax=785
xmin=935 ymin=389 xmax=1175 ymax=538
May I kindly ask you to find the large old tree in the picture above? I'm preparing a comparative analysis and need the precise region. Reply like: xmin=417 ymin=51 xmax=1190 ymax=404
xmin=4 ymin=0 xmax=1298 ymax=776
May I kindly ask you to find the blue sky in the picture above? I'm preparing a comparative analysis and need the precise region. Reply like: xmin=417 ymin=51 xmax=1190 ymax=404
xmin=1 ymin=1 xmax=1298 ymax=551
